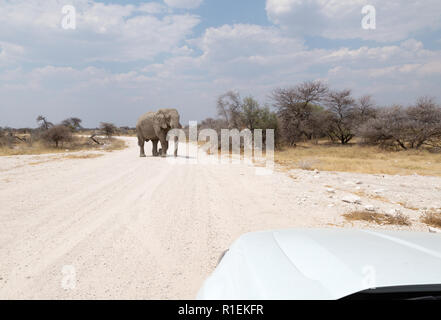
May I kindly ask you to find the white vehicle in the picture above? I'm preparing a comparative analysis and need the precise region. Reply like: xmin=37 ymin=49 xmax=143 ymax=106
xmin=198 ymin=229 xmax=441 ymax=300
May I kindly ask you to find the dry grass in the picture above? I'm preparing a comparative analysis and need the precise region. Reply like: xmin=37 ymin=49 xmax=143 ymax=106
xmin=80 ymin=129 xmax=137 ymax=137
xmin=297 ymin=159 xmax=320 ymax=171
xmin=396 ymin=202 xmax=420 ymax=211
xmin=351 ymin=190 xmax=392 ymax=204
xmin=0 ymin=140 xmax=63 ymax=156
xmin=343 ymin=210 xmax=411 ymax=226
xmin=24 ymin=153 xmax=104 ymax=167
xmin=275 ymin=140 xmax=441 ymax=176
xmin=343 ymin=190 xmax=421 ymax=212
xmin=64 ymin=154 xmax=104 ymax=160
xmin=421 ymin=211 xmax=441 ymax=228
xmin=29 ymin=159 xmax=55 ymax=166
xmin=0 ymin=136 xmax=126 ymax=156
xmin=103 ymin=138 xmax=126 ymax=152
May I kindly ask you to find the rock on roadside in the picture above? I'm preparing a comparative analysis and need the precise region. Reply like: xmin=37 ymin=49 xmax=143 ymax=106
xmin=342 ymin=195 xmax=362 ymax=205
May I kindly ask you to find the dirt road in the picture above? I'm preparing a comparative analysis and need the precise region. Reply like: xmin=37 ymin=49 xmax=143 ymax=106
xmin=1 ymin=137 xmax=440 ymax=299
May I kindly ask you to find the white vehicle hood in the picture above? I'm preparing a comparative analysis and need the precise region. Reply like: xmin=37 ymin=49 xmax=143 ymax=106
xmin=197 ymin=229 xmax=441 ymax=300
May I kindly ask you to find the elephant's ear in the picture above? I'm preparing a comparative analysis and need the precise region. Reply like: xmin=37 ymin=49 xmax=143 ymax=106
xmin=154 ymin=111 xmax=168 ymax=129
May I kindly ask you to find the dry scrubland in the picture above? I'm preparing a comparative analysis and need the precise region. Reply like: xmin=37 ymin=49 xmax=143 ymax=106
xmin=195 ymin=81 xmax=441 ymax=230
xmin=421 ymin=211 xmax=441 ymax=228
xmin=199 ymin=138 xmax=441 ymax=229
xmin=0 ymin=116 xmax=130 ymax=157
xmin=272 ymin=141 xmax=441 ymax=228
xmin=202 ymin=81 xmax=441 ymax=178
xmin=275 ymin=140 xmax=441 ymax=177
xmin=80 ymin=129 xmax=137 ymax=138
xmin=202 ymin=137 xmax=441 ymax=177
xmin=0 ymin=135 xmax=126 ymax=156
xmin=248 ymin=141 xmax=441 ymax=229
xmin=343 ymin=210 xmax=441 ymax=229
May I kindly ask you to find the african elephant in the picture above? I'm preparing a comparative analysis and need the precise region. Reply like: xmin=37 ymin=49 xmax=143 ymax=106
xmin=136 ymin=109 xmax=182 ymax=158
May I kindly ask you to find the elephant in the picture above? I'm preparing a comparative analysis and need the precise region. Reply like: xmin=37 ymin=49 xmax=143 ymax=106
xmin=136 ymin=108 xmax=182 ymax=158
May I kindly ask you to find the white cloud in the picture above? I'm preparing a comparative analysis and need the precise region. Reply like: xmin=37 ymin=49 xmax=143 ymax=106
xmin=0 ymin=0 xmax=200 ymax=64
xmin=164 ymin=0 xmax=204 ymax=9
xmin=197 ymin=24 xmax=304 ymax=63
xmin=2 ymin=35 xmax=441 ymax=128
xmin=1 ymin=1 xmax=441 ymax=128
xmin=266 ymin=0 xmax=441 ymax=42
xmin=138 ymin=2 xmax=167 ymax=14
xmin=0 ymin=42 xmax=25 ymax=66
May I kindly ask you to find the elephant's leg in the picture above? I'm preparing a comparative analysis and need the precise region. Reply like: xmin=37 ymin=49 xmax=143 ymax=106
xmin=156 ymin=131 xmax=168 ymax=158
xmin=164 ymin=140 xmax=169 ymax=157
xmin=138 ymin=136 xmax=147 ymax=157
xmin=159 ymin=139 xmax=168 ymax=157
xmin=152 ymin=140 xmax=159 ymax=157
xmin=174 ymin=135 xmax=179 ymax=157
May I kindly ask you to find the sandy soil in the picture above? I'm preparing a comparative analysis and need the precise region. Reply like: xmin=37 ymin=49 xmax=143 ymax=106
xmin=1 ymin=137 xmax=440 ymax=299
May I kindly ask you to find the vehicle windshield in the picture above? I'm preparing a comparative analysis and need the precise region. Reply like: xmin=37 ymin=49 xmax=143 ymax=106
xmin=342 ymin=285 xmax=441 ymax=300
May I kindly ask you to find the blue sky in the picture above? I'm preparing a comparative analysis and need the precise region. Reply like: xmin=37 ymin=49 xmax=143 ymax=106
xmin=1 ymin=0 xmax=441 ymax=128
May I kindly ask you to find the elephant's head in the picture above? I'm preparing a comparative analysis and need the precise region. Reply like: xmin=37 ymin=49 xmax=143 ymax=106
xmin=155 ymin=109 xmax=182 ymax=130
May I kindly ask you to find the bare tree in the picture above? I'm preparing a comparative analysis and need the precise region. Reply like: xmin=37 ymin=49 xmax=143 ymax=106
xmin=0 ymin=127 xmax=10 ymax=147
xmin=216 ymin=92 xmax=278 ymax=132
xmin=360 ymin=106 xmax=410 ymax=150
xmin=406 ymin=97 xmax=441 ymax=149
xmin=325 ymin=89 xmax=356 ymax=144
xmin=200 ymin=118 xmax=222 ymax=130
xmin=308 ymin=106 xmax=330 ymax=142
xmin=355 ymin=95 xmax=377 ymax=123
xmin=36 ymin=115 xmax=53 ymax=130
xmin=294 ymin=81 xmax=329 ymax=105
xmin=42 ymin=125 xmax=72 ymax=147
xmin=100 ymin=122 xmax=117 ymax=138
xmin=359 ymin=97 xmax=441 ymax=150
xmin=272 ymin=81 xmax=328 ymax=146
xmin=238 ymin=96 xmax=278 ymax=132
xmin=62 ymin=117 xmax=83 ymax=131
xmin=217 ymin=91 xmax=243 ymax=129
xmin=204 ymin=93 xmax=279 ymax=149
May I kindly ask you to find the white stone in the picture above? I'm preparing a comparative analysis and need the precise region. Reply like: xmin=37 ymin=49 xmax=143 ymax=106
xmin=342 ymin=195 xmax=362 ymax=205
xmin=388 ymin=208 xmax=401 ymax=215
xmin=429 ymin=227 xmax=441 ymax=234
xmin=364 ymin=205 xmax=376 ymax=212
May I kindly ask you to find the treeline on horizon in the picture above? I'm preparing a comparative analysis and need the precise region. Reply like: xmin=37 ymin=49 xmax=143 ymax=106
xmin=2 ymin=80 xmax=441 ymax=151
xmin=0 ymin=115 xmax=128 ymax=148
xmin=198 ymin=81 xmax=441 ymax=151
